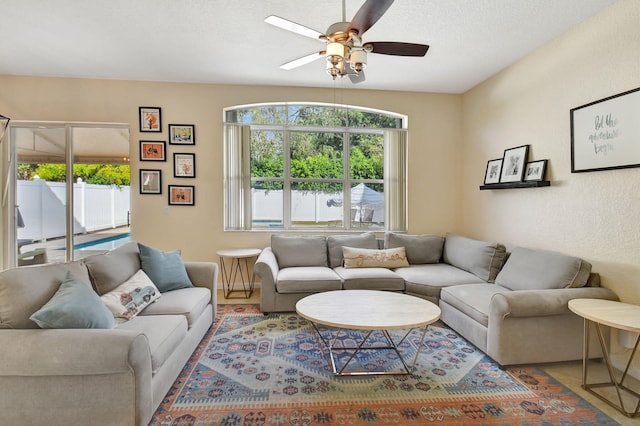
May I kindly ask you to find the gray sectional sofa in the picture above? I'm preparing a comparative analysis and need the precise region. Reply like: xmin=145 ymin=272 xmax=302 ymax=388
xmin=0 ymin=242 xmax=218 ymax=426
xmin=255 ymin=232 xmax=617 ymax=365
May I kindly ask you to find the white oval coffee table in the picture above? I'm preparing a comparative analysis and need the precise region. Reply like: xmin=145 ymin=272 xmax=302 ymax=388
xmin=296 ymin=290 xmax=441 ymax=376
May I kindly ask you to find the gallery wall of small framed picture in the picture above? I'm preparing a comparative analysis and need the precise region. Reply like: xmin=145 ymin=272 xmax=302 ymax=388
xmin=138 ymin=106 xmax=197 ymax=204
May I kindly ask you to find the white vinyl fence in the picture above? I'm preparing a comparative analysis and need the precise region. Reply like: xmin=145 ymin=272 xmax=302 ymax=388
xmin=17 ymin=179 xmax=130 ymax=241
xmin=251 ymin=189 xmax=384 ymax=224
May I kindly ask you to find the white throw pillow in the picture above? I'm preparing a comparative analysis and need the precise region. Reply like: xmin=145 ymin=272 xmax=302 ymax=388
xmin=100 ymin=269 xmax=161 ymax=321
xmin=342 ymin=246 xmax=409 ymax=269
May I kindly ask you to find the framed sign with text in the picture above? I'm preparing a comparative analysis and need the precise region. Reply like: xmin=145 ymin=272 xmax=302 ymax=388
xmin=571 ymin=87 xmax=640 ymax=173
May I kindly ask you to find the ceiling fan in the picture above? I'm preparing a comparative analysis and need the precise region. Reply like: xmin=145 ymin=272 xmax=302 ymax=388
xmin=265 ymin=0 xmax=429 ymax=83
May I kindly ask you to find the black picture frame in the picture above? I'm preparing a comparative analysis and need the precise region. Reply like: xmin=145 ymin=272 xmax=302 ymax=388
xmin=140 ymin=169 xmax=162 ymax=194
xmin=169 ymin=124 xmax=196 ymax=145
xmin=500 ymin=145 xmax=529 ymax=183
xmin=139 ymin=107 xmax=162 ymax=132
xmin=140 ymin=141 xmax=166 ymax=161
xmin=571 ymin=87 xmax=640 ymax=173
xmin=524 ymin=160 xmax=548 ymax=182
xmin=173 ymin=153 xmax=196 ymax=178
xmin=168 ymin=185 xmax=195 ymax=206
xmin=484 ymin=158 xmax=502 ymax=185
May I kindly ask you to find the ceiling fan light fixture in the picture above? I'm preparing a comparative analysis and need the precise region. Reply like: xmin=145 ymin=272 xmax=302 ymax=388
xmin=326 ymin=60 xmax=345 ymax=80
xmin=326 ymin=42 xmax=345 ymax=65
xmin=349 ymin=49 xmax=367 ymax=73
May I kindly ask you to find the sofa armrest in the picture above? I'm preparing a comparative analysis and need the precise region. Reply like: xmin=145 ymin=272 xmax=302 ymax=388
xmin=255 ymin=247 xmax=280 ymax=312
xmin=185 ymin=261 xmax=219 ymax=307
xmin=254 ymin=247 xmax=279 ymax=287
xmin=0 ymin=329 xmax=153 ymax=425
xmin=490 ymin=286 xmax=618 ymax=319
xmin=0 ymin=329 xmax=151 ymax=376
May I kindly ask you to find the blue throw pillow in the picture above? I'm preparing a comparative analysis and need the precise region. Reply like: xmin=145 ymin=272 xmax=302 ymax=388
xmin=30 ymin=271 xmax=115 ymax=329
xmin=138 ymin=243 xmax=193 ymax=292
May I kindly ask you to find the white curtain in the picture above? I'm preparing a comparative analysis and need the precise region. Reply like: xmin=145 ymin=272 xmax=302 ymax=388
xmin=384 ymin=129 xmax=408 ymax=232
xmin=224 ymin=124 xmax=251 ymax=230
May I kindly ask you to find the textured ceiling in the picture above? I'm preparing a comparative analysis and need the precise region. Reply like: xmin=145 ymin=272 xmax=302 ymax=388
xmin=1 ymin=0 xmax=617 ymax=93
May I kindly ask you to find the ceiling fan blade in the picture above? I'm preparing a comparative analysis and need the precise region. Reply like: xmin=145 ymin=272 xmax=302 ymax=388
xmin=367 ymin=42 xmax=429 ymax=57
xmin=348 ymin=0 xmax=394 ymax=36
xmin=280 ymin=51 xmax=324 ymax=70
xmin=348 ymin=72 xmax=365 ymax=84
xmin=265 ymin=15 xmax=324 ymax=40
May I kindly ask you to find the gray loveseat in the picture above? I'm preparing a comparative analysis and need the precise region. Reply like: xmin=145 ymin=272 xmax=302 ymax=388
xmin=255 ymin=232 xmax=617 ymax=365
xmin=0 ymin=241 xmax=218 ymax=426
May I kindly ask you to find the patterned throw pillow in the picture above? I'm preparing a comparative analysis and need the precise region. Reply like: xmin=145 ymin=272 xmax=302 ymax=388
xmin=342 ymin=246 xmax=410 ymax=268
xmin=100 ymin=269 xmax=161 ymax=321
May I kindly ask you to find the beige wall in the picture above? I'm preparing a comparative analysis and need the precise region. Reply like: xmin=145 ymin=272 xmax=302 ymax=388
xmin=0 ymin=77 xmax=462 ymax=265
xmin=461 ymin=0 xmax=640 ymax=373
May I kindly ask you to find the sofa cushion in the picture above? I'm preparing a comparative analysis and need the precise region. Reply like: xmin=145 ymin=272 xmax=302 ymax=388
xmin=30 ymin=271 xmax=115 ymax=329
xmin=442 ymin=234 xmax=507 ymax=282
xmin=83 ymin=241 xmax=141 ymax=295
xmin=440 ymin=284 xmax=512 ymax=327
xmin=495 ymin=247 xmax=592 ymax=291
xmin=327 ymin=232 xmax=378 ymax=268
xmin=138 ymin=243 xmax=194 ymax=292
xmin=343 ymin=247 xmax=409 ymax=268
xmin=140 ymin=287 xmax=211 ymax=328
xmin=333 ymin=266 xmax=405 ymax=291
xmin=100 ymin=270 xmax=161 ymax=321
xmin=384 ymin=233 xmax=444 ymax=264
xmin=271 ymin=235 xmax=328 ymax=268
xmin=396 ymin=264 xmax=487 ymax=299
xmin=276 ymin=267 xmax=342 ymax=293
xmin=0 ymin=261 xmax=89 ymax=329
xmin=116 ymin=314 xmax=187 ymax=373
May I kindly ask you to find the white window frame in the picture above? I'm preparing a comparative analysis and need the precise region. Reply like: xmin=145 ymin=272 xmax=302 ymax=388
xmin=223 ymin=102 xmax=407 ymax=232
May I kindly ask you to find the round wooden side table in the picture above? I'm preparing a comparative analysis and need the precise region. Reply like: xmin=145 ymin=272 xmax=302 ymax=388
xmin=216 ymin=248 xmax=261 ymax=299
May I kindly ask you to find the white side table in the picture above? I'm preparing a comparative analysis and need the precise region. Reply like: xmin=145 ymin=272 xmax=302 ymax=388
xmin=568 ymin=298 xmax=640 ymax=418
xmin=216 ymin=248 xmax=261 ymax=299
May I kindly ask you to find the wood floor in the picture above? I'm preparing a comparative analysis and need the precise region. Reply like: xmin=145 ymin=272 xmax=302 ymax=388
xmin=216 ymin=287 xmax=637 ymax=424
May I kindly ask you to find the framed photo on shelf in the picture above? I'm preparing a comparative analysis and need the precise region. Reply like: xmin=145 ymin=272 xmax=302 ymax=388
xmin=140 ymin=141 xmax=166 ymax=161
xmin=139 ymin=169 xmax=162 ymax=194
xmin=484 ymin=159 xmax=503 ymax=185
xmin=571 ymin=87 xmax=640 ymax=173
xmin=139 ymin=107 xmax=162 ymax=132
xmin=174 ymin=153 xmax=196 ymax=178
xmin=169 ymin=124 xmax=195 ymax=145
xmin=168 ymin=185 xmax=195 ymax=206
xmin=524 ymin=159 xmax=548 ymax=182
xmin=500 ymin=145 xmax=529 ymax=183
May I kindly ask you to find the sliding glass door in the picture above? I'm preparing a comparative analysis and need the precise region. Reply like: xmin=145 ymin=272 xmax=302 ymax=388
xmin=8 ymin=122 xmax=130 ymax=266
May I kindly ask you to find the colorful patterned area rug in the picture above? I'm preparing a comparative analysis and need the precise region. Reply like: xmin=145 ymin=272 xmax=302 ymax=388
xmin=150 ymin=304 xmax=619 ymax=426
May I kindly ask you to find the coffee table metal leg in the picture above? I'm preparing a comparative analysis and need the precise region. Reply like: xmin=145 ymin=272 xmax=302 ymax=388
xmin=308 ymin=321 xmax=430 ymax=376
xmin=308 ymin=321 xmax=334 ymax=373
xmin=333 ymin=330 xmax=375 ymax=375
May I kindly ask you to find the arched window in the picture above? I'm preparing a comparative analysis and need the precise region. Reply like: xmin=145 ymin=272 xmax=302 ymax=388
xmin=224 ymin=102 xmax=407 ymax=231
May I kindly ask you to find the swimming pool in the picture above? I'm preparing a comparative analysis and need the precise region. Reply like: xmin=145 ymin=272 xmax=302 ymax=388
xmin=74 ymin=234 xmax=131 ymax=251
